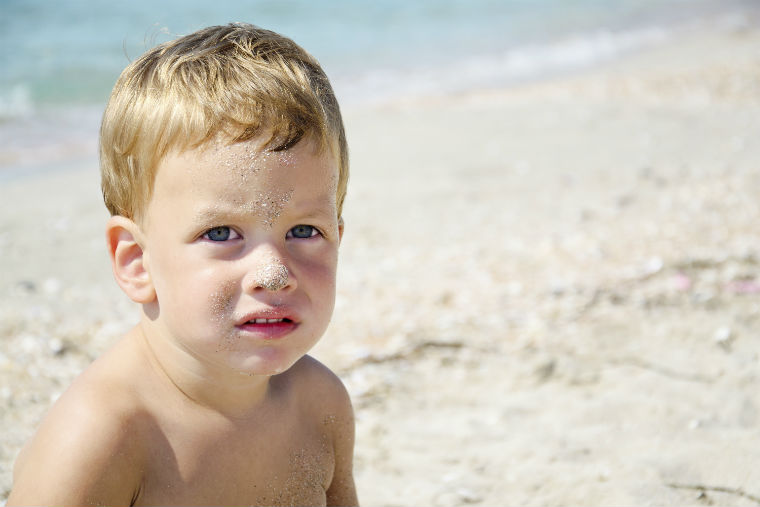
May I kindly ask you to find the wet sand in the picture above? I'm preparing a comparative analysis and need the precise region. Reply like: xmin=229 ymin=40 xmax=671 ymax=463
xmin=2 ymin=18 xmax=760 ymax=505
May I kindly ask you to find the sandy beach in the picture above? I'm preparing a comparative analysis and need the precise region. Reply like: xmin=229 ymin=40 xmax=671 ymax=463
xmin=2 ymin=16 xmax=760 ymax=506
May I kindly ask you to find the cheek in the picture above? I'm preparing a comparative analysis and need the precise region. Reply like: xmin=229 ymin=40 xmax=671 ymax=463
xmin=153 ymin=258 xmax=236 ymax=317
xmin=302 ymin=255 xmax=339 ymax=306
xmin=299 ymin=245 xmax=337 ymax=275
xmin=208 ymin=280 xmax=238 ymax=320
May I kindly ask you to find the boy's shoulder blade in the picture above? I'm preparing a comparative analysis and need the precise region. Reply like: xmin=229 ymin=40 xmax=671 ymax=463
xmin=8 ymin=346 xmax=147 ymax=505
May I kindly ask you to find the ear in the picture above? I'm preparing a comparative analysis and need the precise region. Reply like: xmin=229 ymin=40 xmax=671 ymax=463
xmin=106 ymin=216 xmax=156 ymax=304
xmin=338 ymin=217 xmax=345 ymax=245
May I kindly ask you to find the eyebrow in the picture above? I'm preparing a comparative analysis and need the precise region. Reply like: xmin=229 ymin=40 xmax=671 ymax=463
xmin=192 ymin=205 xmax=245 ymax=224
xmin=191 ymin=195 xmax=337 ymax=224
xmin=291 ymin=195 xmax=337 ymax=216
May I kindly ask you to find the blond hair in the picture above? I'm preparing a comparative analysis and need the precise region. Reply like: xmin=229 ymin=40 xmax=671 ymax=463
xmin=100 ymin=23 xmax=348 ymax=222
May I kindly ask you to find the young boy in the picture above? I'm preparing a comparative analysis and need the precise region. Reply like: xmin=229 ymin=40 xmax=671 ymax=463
xmin=8 ymin=23 xmax=357 ymax=506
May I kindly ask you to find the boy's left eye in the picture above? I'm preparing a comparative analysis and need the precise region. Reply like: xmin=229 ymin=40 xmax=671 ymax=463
xmin=287 ymin=225 xmax=318 ymax=239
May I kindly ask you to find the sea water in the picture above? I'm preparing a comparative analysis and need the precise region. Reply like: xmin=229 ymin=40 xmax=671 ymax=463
xmin=0 ymin=0 xmax=756 ymax=177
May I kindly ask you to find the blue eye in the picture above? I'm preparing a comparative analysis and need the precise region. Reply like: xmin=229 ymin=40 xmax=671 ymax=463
xmin=288 ymin=225 xmax=317 ymax=239
xmin=205 ymin=226 xmax=232 ymax=241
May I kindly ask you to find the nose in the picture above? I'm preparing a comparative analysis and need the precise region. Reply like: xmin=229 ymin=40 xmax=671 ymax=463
xmin=244 ymin=250 xmax=297 ymax=293
xmin=255 ymin=260 xmax=289 ymax=291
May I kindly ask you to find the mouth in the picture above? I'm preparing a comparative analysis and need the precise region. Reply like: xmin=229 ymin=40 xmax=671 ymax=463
xmin=236 ymin=313 xmax=297 ymax=339
xmin=246 ymin=318 xmax=293 ymax=325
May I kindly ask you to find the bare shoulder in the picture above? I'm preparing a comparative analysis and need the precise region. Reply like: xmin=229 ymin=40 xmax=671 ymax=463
xmin=286 ymin=354 xmax=354 ymax=419
xmin=284 ymin=355 xmax=359 ymax=506
xmin=8 ymin=341 xmax=147 ymax=505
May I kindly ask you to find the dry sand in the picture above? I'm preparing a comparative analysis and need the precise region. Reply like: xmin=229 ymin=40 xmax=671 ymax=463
xmin=2 ymin=18 xmax=760 ymax=506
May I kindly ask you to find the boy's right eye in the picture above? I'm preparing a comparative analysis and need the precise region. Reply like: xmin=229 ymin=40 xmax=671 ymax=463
xmin=203 ymin=226 xmax=238 ymax=242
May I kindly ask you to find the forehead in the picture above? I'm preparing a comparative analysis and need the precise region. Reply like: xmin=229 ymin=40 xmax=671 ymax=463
xmin=144 ymin=137 xmax=339 ymax=228
xmin=157 ymin=137 xmax=337 ymax=196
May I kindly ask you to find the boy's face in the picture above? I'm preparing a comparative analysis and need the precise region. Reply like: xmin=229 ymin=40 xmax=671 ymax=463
xmin=139 ymin=136 xmax=342 ymax=377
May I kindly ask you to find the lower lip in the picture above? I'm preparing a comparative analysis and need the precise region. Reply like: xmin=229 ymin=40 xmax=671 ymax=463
xmin=236 ymin=321 xmax=297 ymax=340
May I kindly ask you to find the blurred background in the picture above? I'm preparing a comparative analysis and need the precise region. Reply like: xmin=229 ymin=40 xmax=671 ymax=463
xmin=1 ymin=0 xmax=755 ymax=178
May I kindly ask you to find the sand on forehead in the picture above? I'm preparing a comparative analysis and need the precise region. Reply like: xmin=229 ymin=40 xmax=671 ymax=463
xmin=2 ymin=19 xmax=760 ymax=505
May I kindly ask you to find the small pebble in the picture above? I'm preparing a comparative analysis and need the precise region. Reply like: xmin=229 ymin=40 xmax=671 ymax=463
xmin=457 ymin=488 xmax=483 ymax=504
xmin=43 ymin=278 xmax=62 ymax=295
xmin=17 ymin=280 xmax=36 ymax=292
xmin=48 ymin=337 xmax=65 ymax=355
xmin=714 ymin=326 xmax=732 ymax=350
xmin=672 ymin=272 xmax=692 ymax=291
xmin=643 ymin=256 xmax=664 ymax=276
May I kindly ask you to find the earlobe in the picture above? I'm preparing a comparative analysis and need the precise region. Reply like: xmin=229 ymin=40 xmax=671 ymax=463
xmin=106 ymin=216 xmax=156 ymax=304
xmin=338 ymin=217 xmax=345 ymax=244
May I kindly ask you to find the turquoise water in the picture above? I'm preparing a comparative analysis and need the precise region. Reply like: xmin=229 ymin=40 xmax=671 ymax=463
xmin=0 ymin=0 xmax=756 ymax=173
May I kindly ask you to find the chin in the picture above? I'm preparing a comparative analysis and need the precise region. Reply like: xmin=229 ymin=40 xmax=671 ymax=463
xmin=233 ymin=351 xmax=301 ymax=377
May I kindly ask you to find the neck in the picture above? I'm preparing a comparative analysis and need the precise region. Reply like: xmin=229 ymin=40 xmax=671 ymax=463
xmin=134 ymin=322 xmax=274 ymax=420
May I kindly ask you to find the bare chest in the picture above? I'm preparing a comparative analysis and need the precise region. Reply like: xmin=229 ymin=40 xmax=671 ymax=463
xmin=135 ymin=415 xmax=334 ymax=506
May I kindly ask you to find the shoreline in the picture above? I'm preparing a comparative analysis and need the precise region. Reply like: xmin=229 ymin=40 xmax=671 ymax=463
xmin=3 ymin=4 xmax=759 ymax=182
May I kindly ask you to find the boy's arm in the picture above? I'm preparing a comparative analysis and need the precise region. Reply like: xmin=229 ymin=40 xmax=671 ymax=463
xmin=7 ymin=389 xmax=143 ymax=506
xmin=324 ymin=376 xmax=359 ymax=506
